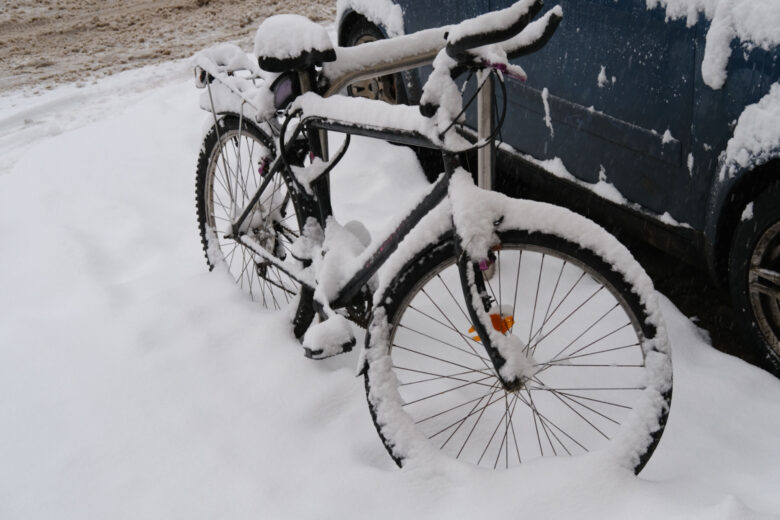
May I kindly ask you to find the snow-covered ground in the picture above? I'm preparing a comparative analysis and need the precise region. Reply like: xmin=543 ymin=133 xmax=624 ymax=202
xmin=1 ymin=61 xmax=779 ymax=520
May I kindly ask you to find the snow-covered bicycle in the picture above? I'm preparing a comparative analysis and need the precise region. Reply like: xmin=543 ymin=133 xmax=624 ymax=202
xmin=192 ymin=0 xmax=672 ymax=472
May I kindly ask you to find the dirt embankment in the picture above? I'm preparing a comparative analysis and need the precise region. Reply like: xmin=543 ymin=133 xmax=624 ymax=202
xmin=0 ymin=0 xmax=335 ymax=93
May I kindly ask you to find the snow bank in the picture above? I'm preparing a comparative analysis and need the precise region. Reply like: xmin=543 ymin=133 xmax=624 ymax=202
xmin=646 ymin=0 xmax=780 ymax=89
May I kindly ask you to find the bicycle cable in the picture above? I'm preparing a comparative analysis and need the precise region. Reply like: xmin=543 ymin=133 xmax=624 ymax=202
xmin=437 ymin=68 xmax=508 ymax=154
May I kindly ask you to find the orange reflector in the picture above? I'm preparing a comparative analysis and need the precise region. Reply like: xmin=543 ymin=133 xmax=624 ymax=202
xmin=490 ymin=313 xmax=515 ymax=334
xmin=468 ymin=313 xmax=515 ymax=341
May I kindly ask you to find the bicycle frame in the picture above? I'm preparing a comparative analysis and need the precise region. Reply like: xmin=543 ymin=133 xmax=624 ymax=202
xmin=201 ymin=7 xmax=556 ymax=385
xmin=188 ymin=7 xmax=675 ymax=471
xmin=224 ymin=30 xmax=500 ymax=299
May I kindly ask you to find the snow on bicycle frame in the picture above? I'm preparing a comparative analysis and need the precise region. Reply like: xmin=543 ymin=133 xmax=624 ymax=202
xmin=195 ymin=1 xmax=566 ymax=368
xmin=191 ymin=0 xmax=672 ymax=473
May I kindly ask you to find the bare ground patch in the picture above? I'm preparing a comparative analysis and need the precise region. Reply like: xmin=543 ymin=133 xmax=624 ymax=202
xmin=0 ymin=0 xmax=335 ymax=93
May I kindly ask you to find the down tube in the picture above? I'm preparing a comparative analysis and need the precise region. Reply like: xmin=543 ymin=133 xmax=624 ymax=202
xmin=330 ymin=167 xmax=453 ymax=309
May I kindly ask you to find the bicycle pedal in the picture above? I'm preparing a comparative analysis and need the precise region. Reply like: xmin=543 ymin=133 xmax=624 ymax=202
xmin=302 ymin=314 xmax=356 ymax=360
xmin=303 ymin=337 xmax=356 ymax=360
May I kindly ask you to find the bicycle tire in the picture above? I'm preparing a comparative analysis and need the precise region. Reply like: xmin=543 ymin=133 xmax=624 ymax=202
xmin=196 ymin=115 xmax=314 ymax=337
xmin=364 ymin=227 xmax=671 ymax=473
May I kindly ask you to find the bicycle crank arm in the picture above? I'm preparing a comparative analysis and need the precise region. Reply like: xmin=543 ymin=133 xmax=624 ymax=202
xmin=238 ymin=235 xmax=316 ymax=291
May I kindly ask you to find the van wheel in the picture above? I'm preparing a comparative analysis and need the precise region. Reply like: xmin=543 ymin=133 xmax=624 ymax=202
xmin=343 ymin=19 xmax=406 ymax=105
xmin=343 ymin=17 xmax=444 ymax=182
xmin=729 ymin=182 xmax=780 ymax=377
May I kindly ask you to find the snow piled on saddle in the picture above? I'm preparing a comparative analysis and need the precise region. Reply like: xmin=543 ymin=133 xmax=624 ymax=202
xmin=253 ymin=14 xmax=333 ymax=61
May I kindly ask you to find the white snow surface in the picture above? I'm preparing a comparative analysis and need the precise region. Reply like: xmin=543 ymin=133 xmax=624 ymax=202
xmin=721 ymin=81 xmax=780 ymax=178
xmin=336 ymin=0 xmax=405 ymax=38
xmin=646 ymin=0 xmax=780 ymax=89
xmin=1 ymin=63 xmax=780 ymax=519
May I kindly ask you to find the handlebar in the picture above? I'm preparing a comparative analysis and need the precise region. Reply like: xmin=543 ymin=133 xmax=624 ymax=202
xmin=502 ymin=6 xmax=562 ymax=60
xmin=445 ymin=0 xmax=544 ymax=61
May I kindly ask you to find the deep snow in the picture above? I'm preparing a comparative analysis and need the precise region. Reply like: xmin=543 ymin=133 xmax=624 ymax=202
xmin=0 ymin=60 xmax=779 ymax=519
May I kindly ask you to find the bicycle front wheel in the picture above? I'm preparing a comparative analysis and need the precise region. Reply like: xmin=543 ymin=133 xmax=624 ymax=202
xmin=364 ymin=229 xmax=671 ymax=473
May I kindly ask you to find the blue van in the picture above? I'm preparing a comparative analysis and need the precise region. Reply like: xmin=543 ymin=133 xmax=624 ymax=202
xmin=337 ymin=0 xmax=780 ymax=374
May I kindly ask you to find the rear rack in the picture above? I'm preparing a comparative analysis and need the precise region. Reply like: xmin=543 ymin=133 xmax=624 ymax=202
xmin=193 ymin=43 xmax=275 ymax=122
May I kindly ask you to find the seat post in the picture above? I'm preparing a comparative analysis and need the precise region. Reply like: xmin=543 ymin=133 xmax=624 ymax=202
xmin=477 ymin=70 xmax=494 ymax=191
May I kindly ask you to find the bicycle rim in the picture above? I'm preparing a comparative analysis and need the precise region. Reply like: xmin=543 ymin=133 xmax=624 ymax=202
xmin=365 ymin=231 xmax=671 ymax=472
xmin=200 ymin=120 xmax=302 ymax=310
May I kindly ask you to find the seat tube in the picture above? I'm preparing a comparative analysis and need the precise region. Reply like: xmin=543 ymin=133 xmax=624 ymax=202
xmin=477 ymin=70 xmax=494 ymax=191
xmin=298 ymin=69 xmax=330 ymax=162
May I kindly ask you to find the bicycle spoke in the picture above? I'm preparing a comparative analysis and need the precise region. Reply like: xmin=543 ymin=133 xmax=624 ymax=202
xmin=393 ymin=344 xmax=486 ymax=376
xmin=498 ymin=249 xmax=502 ymax=314
xmin=529 ymin=285 xmax=605 ymax=354
xmin=418 ymin=290 xmax=493 ymax=371
xmin=540 ymin=342 xmax=640 ymax=367
xmin=412 ymin=382 xmax=501 ymax=424
xmin=396 ymin=365 xmax=495 ymax=387
xmin=452 ymin=387 xmax=503 ymax=456
xmin=510 ymin=249 xmax=523 ymax=334
xmin=477 ymin=396 xmax=513 ymax=466
xmin=549 ymin=389 xmax=623 ymax=425
xmin=539 ymin=258 xmax=566 ymax=335
xmin=554 ymin=391 xmax=631 ymax=410
xmin=407 ymin=304 xmax=481 ymax=345
xmin=507 ymin=395 xmax=522 ymax=465
xmin=528 ymin=253 xmax=546 ymax=345
xmin=533 ymin=377 xmax=610 ymax=439
xmin=523 ymin=388 xmax=560 ymax=456
xmin=543 ymin=304 xmax=626 ymax=364
xmin=528 ymin=386 xmax=645 ymax=391
xmin=438 ymin=385 xmax=499 ymax=452
xmin=398 ymin=323 xmax=490 ymax=363
xmin=436 ymin=273 xmax=473 ymax=324
xmin=525 ymin=389 xmax=584 ymax=455
xmin=526 ymin=271 xmax=586 ymax=349
xmin=493 ymin=393 xmax=513 ymax=469
xmin=429 ymin=385 xmax=502 ymax=443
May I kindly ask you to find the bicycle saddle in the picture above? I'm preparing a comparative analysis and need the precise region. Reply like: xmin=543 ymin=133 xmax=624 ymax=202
xmin=254 ymin=14 xmax=336 ymax=73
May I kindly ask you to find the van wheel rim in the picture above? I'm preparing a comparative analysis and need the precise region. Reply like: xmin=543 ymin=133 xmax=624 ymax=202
xmin=749 ymin=220 xmax=780 ymax=354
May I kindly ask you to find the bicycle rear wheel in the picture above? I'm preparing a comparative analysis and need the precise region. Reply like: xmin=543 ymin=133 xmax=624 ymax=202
xmin=196 ymin=116 xmax=314 ymax=335
xmin=364 ymin=229 xmax=671 ymax=473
